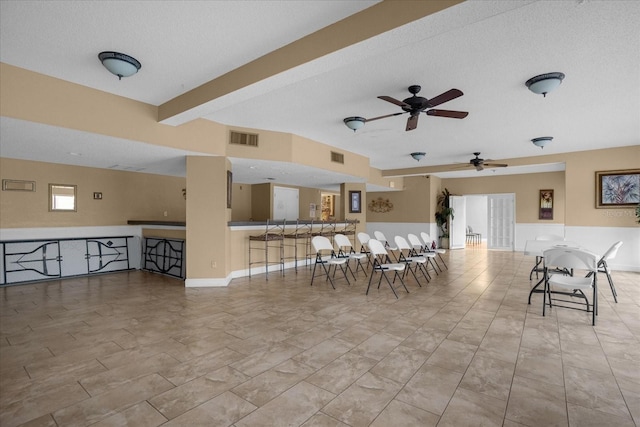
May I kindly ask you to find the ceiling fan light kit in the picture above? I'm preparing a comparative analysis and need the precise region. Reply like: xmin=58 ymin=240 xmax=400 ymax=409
xmin=345 ymin=84 xmax=468 ymax=132
xmin=410 ymin=152 xmax=426 ymax=161
xmin=343 ymin=116 xmax=366 ymax=132
xmin=98 ymin=51 xmax=141 ymax=80
xmin=525 ymin=72 xmax=565 ymax=97
xmin=531 ymin=136 xmax=553 ymax=149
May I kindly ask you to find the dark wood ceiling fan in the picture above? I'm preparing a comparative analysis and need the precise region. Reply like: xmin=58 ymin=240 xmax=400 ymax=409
xmin=467 ymin=152 xmax=508 ymax=171
xmin=365 ymin=85 xmax=468 ymax=131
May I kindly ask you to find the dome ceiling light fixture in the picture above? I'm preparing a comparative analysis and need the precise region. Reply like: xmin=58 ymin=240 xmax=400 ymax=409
xmin=98 ymin=51 xmax=142 ymax=80
xmin=525 ymin=72 xmax=565 ymax=97
xmin=343 ymin=116 xmax=366 ymax=132
xmin=410 ymin=152 xmax=426 ymax=161
xmin=531 ymin=136 xmax=553 ymax=149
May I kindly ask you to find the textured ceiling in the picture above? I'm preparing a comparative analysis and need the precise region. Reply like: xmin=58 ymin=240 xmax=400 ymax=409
xmin=1 ymin=0 xmax=639 ymax=191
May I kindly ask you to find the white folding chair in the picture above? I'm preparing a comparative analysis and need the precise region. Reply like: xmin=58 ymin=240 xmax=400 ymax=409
xmin=407 ymin=233 xmax=439 ymax=276
xmin=374 ymin=231 xmax=398 ymax=261
xmin=542 ymin=247 xmax=598 ymax=325
xmin=420 ymin=232 xmax=447 ymax=270
xmin=334 ymin=233 xmax=368 ymax=280
xmin=357 ymin=232 xmax=373 ymax=268
xmin=394 ymin=235 xmax=430 ymax=286
xmin=366 ymin=239 xmax=409 ymax=299
xmin=310 ymin=236 xmax=350 ymax=289
xmin=530 ymin=234 xmax=566 ymax=279
xmin=587 ymin=241 xmax=622 ymax=303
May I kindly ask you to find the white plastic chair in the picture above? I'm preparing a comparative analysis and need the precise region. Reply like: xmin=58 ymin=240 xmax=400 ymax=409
xmin=420 ymin=232 xmax=447 ymax=270
xmin=542 ymin=247 xmax=598 ymax=325
xmin=310 ymin=236 xmax=350 ymax=289
xmin=407 ymin=233 xmax=439 ymax=275
xmin=334 ymin=233 xmax=368 ymax=280
xmin=374 ymin=231 xmax=398 ymax=260
xmin=587 ymin=241 xmax=623 ymax=303
xmin=394 ymin=236 xmax=430 ymax=286
xmin=357 ymin=232 xmax=373 ymax=268
xmin=530 ymin=234 xmax=566 ymax=279
xmin=366 ymin=239 xmax=408 ymax=299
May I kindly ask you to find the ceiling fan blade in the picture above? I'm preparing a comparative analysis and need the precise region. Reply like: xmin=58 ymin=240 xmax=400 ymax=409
xmin=365 ymin=112 xmax=405 ymax=122
xmin=426 ymin=89 xmax=463 ymax=107
xmin=426 ymin=109 xmax=469 ymax=119
xmin=378 ymin=96 xmax=409 ymax=108
xmin=484 ymin=163 xmax=508 ymax=168
xmin=406 ymin=115 xmax=419 ymax=131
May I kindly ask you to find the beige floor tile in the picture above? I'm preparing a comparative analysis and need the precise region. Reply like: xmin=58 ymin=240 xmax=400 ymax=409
xmin=369 ymin=344 xmax=430 ymax=384
xmin=0 ymin=381 xmax=89 ymax=427
xmin=438 ymin=387 xmax=506 ymax=427
xmin=460 ymin=354 xmax=515 ymax=401
xmin=306 ymin=351 xmax=377 ymax=394
xmin=396 ymin=363 xmax=463 ymax=415
xmin=506 ymin=375 xmax=567 ymax=427
xmin=235 ymin=381 xmax=335 ymax=427
xmin=90 ymin=401 xmax=168 ymax=427
xmin=149 ymin=365 xmax=251 ymax=419
xmin=1 ymin=251 xmax=638 ymax=426
xmin=162 ymin=391 xmax=256 ymax=426
xmin=231 ymin=358 xmax=316 ymax=406
xmin=369 ymin=399 xmax=439 ymax=427
xmin=564 ymin=364 xmax=630 ymax=418
xmin=52 ymin=374 xmax=173 ymax=426
xmin=425 ymin=338 xmax=478 ymax=373
xmin=301 ymin=412 xmax=350 ymax=426
xmin=567 ymin=403 xmax=635 ymax=427
xmin=322 ymin=372 xmax=402 ymax=425
xmin=515 ymin=346 xmax=564 ymax=387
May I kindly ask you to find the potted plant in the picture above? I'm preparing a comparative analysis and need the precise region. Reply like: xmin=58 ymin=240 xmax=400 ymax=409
xmin=435 ymin=188 xmax=455 ymax=248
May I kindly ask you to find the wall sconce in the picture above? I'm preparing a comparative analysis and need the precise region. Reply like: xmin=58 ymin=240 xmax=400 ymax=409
xmin=343 ymin=116 xmax=366 ymax=132
xmin=410 ymin=152 xmax=426 ymax=161
xmin=525 ymin=72 xmax=565 ymax=97
xmin=531 ymin=136 xmax=553 ymax=149
xmin=98 ymin=51 xmax=141 ymax=80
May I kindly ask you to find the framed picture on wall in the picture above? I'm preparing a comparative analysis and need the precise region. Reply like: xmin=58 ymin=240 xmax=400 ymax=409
xmin=227 ymin=171 xmax=233 ymax=208
xmin=595 ymin=169 xmax=640 ymax=208
xmin=539 ymin=189 xmax=553 ymax=220
xmin=349 ymin=190 xmax=361 ymax=213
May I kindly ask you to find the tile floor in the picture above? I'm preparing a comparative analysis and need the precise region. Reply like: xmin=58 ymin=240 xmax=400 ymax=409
xmin=1 ymin=248 xmax=639 ymax=426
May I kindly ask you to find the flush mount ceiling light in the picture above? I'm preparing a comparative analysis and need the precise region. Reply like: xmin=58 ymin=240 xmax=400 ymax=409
xmin=525 ymin=72 xmax=565 ymax=97
xmin=410 ymin=152 xmax=426 ymax=161
xmin=98 ymin=51 xmax=141 ymax=80
xmin=343 ymin=117 xmax=366 ymax=132
xmin=531 ymin=136 xmax=553 ymax=149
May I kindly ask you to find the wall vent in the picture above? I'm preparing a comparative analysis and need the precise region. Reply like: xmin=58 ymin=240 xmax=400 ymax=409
xmin=229 ymin=131 xmax=258 ymax=147
xmin=331 ymin=151 xmax=344 ymax=164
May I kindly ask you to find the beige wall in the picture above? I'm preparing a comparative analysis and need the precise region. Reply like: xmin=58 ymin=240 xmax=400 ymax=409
xmin=231 ymin=182 xmax=252 ymax=221
xmin=366 ymin=176 xmax=432 ymax=223
xmin=443 ymin=171 xmax=566 ymax=224
xmin=565 ymin=146 xmax=639 ymax=227
xmin=0 ymin=158 xmax=186 ymax=228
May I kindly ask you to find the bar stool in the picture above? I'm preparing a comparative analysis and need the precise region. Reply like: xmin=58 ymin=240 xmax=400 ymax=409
xmin=248 ymin=219 xmax=285 ymax=280
xmin=283 ymin=220 xmax=312 ymax=271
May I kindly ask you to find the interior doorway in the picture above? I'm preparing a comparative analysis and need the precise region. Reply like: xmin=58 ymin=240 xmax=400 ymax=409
xmin=449 ymin=193 xmax=515 ymax=251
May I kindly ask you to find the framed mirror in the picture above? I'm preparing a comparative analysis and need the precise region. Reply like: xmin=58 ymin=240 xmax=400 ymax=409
xmin=49 ymin=184 xmax=77 ymax=211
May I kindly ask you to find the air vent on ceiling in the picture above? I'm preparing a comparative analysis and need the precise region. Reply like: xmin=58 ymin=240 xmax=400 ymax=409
xmin=331 ymin=151 xmax=344 ymax=164
xmin=229 ymin=131 xmax=258 ymax=147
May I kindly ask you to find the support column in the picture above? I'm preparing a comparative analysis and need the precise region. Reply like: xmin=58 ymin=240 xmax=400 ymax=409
xmin=340 ymin=182 xmax=367 ymax=236
xmin=185 ymin=156 xmax=231 ymax=287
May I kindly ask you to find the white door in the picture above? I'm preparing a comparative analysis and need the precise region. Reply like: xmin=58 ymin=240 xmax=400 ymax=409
xmin=487 ymin=194 xmax=515 ymax=250
xmin=449 ymin=196 xmax=467 ymax=249
xmin=273 ymin=186 xmax=299 ymax=220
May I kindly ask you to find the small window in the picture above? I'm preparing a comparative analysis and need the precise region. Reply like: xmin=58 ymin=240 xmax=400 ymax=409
xmin=49 ymin=184 xmax=77 ymax=211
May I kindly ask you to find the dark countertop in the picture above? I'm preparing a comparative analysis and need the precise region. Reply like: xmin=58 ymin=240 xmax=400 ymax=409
xmin=128 ymin=220 xmax=359 ymax=227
